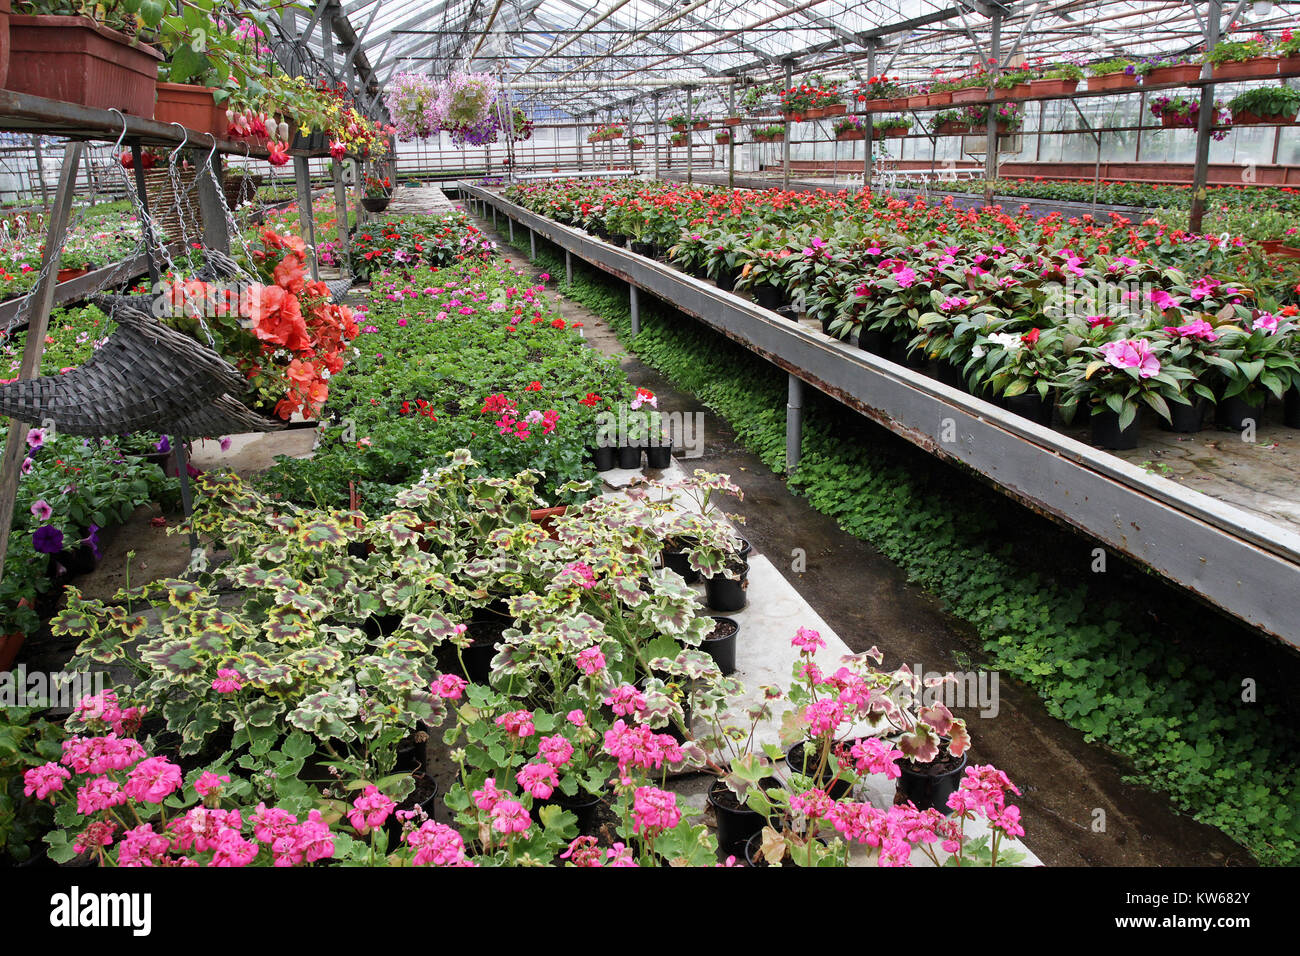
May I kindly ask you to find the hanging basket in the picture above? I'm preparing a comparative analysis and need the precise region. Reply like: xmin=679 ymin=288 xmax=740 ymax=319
xmin=1212 ymin=58 xmax=1277 ymax=80
xmin=1232 ymin=108 xmax=1298 ymax=126
xmin=361 ymin=196 xmax=391 ymax=212
xmin=6 ymin=15 xmax=162 ymax=115
xmin=935 ymin=121 xmax=973 ymax=135
xmin=837 ymin=130 xmax=866 ymax=141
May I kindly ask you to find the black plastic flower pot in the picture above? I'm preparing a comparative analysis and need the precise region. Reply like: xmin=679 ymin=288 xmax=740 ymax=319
xmin=715 ymin=265 xmax=736 ymax=292
xmin=857 ymin=328 xmax=890 ymax=355
xmin=703 ymin=615 xmax=739 ymax=676
xmin=783 ymin=741 xmax=853 ymax=799
xmin=708 ymin=777 xmax=780 ymax=856
xmin=744 ymin=829 xmax=826 ymax=867
xmin=1216 ymin=394 xmax=1264 ymax=431
xmin=630 ymin=240 xmax=654 ymax=256
xmin=534 ymin=789 xmax=604 ymax=835
xmin=645 ymin=444 xmax=672 ymax=469
xmin=819 ymin=314 xmax=835 ymax=336
xmin=610 ymin=233 xmax=628 ymax=248
xmin=361 ymin=196 xmax=390 ymax=213
xmin=754 ymin=284 xmax=786 ymax=311
xmin=706 ymin=572 xmax=747 ymax=612
xmin=617 ymin=444 xmax=642 ymax=469
xmin=592 ymin=445 xmax=617 ymax=471
xmin=384 ymin=776 xmax=440 ymax=846
xmin=895 ymin=750 xmax=968 ymax=815
xmin=1090 ymin=409 xmax=1140 ymax=450
xmin=663 ymin=541 xmax=701 ymax=584
xmin=1161 ymin=398 xmax=1206 ymax=434
xmin=1002 ymin=390 xmax=1054 ymax=427
xmin=889 ymin=338 xmax=928 ymax=370
xmin=1286 ymin=387 xmax=1300 ymax=429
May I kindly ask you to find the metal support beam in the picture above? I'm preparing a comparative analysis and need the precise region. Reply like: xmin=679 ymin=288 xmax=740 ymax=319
xmin=332 ymin=159 xmax=351 ymax=276
xmin=530 ymin=227 xmax=536 ymax=260
xmin=566 ymin=250 xmax=573 ymax=286
xmin=983 ymin=8 xmax=1003 ymax=204
xmin=630 ymin=283 xmax=640 ymax=336
xmin=686 ymin=89 xmax=694 ymax=186
xmin=786 ymin=373 xmax=803 ymax=472
xmin=131 ymin=142 xmax=161 ymax=284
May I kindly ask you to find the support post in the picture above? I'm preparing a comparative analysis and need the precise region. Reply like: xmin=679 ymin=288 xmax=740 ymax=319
xmin=195 ymin=149 xmax=231 ymax=257
xmin=0 ymin=142 xmax=84 ymax=581
xmin=131 ymin=141 xmax=161 ymax=284
xmin=629 ymin=283 xmax=640 ymax=337
xmin=983 ymin=8 xmax=1003 ymax=204
xmin=786 ymin=373 xmax=803 ymax=472
xmin=864 ymin=46 xmax=876 ymax=191
xmin=652 ymin=94 xmax=661 ymax=180
xmin=782 ymin=60 xmax=793 ymax=190
xmin=686 ymin=90 xmax=694 ymax=186
xmin=1189 ymin=0 xmax=1223 ymax=234
xmin=728 ymin=84 xmax=736 ymax=189
xmin=529 ymin=227 xmax=536 ymax=260
xmin=332 ymin=159 xmax=351 ymax=274
xmin=509 ymin=216 xmax=514 ymax=242
xmin=172 ymin=441 xmax=199 ymax=552
xmin=565 ymin=250 xmax=573 ymax=286
xmin=293 ymin=155 xmax=320 ymax=281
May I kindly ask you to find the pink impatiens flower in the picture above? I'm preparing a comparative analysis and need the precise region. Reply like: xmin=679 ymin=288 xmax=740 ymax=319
xmin=1099 ymin=338 xmax=1161 ymax=378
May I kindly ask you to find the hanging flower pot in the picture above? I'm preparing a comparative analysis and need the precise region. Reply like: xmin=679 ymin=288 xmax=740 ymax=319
xmin=153 ymin=82 xmax=227 ymax=137
xmin=1088 ymin=72 xmax=1139 ymax=92
xmin=724 ymin=115 xmax=742 ymax=126
xmin=862 ymin=97 xmax=893 ymax=112
xmin=56 ymin=267 xmax=89 ymax=283
xmin=691 ymin=121 xmax=708 ymax=130
xmin=361 ymin=196 xmax=391 ymax=212
xmin=926 ymin=91 xmax=953 ymax=106
xmin=1028 ymin=78 xmax=1080 ymax=96
xmin=1144 ymin=64 xmax=1202 ymax=86
xmin=837 ymin=129 xmax=865 ymax=141
xmin=904 ymin=94 xmax=929 ymax=109
xmin=781 ymin=111 xmax=802 ymax=123
xmin=1212 ymin=58 xmax=1277 ymax=80
xmin=804 ymin=107 xmax=826 ymax=119
xmin=1278 ymin=55 xmax=1300 ymax=75
xmin=6 ymin=15 xmax=163 ymax=115
xmin=1233 ymin=108 xmax=1299 ymax=126
xmin=935 ymin=120 xmax=973 ymax=135
xmin=951 ymin=86 xmax=989 ymax=103
xmin=822 ymin=103 xmax=848 ymax=116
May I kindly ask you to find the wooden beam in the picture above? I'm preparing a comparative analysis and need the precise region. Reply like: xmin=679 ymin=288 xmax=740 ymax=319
xmin=0 ymin=142 xmax=85 ymax=581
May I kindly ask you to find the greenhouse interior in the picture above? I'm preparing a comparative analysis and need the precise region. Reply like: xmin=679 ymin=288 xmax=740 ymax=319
xmin=0 ymin=0 xmax=1297 ymax=903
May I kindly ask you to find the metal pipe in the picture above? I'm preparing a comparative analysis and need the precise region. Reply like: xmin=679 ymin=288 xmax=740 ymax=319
xmin=1189 ymin=0 xmax=1223 ymax=233
xmin=630 ymin=284 xmax=640 ymax=336
xmin=786 ymin=373 xmax=804 ymax=472
xmin=566 ymin=250 xmax=573 ymax=286
xmin=783 ymin=60 xmax=793 ymax=190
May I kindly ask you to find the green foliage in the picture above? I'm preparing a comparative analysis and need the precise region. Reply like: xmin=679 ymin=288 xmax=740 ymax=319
xmin=540 ymin=237 xmax=1300 ymax=866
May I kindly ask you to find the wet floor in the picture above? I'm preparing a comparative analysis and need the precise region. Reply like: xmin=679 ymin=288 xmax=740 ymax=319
xmin=482 ymin=206 xmax=1258 ymax=867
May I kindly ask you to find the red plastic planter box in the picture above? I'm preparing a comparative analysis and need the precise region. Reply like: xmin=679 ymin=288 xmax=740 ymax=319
xmin=1088 ymin=72 xmax=1138 ymax=92
xmin=154 ymin=82 xmax=228 ymax=137
xmin=6 ymin=15 xmax=162 ymax=116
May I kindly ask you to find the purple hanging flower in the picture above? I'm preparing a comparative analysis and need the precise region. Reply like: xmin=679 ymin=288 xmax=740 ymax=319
xmin=82 ymin=524 xmax=102 ymax=561
xmin=33 ymin=525 xmax=64 ymax=554
xmin=155 ymin=435 xmax=171 ymax=454
xmin=25 ymin=427 xmax=45 ymax=450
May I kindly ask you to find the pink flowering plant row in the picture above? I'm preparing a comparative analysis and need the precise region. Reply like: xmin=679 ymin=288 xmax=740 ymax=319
xmin=507 ymin=179 xmax=1300 ymax=428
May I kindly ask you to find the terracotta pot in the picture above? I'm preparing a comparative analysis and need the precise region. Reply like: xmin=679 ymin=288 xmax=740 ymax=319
xmin=782 ymin=112 xmax=802 ymax=123
xmin=0 ymin=630 xmax=24 ymax=673
xmin=1212 ymin=58 xmax=1277 ymax=80
xmin=6 ymin=15 xmax=162 ymax=115
xmin=1258 ymin=240 xmax=1300 ymax=259
xmin=1279 ymin=55 xmax=1300 ymax=76
xmin=530 ymin=505 xmax=567 ymax=539
xmin=822 ymin=103 xmax=848 ymax=116
xmin=904 ymin=94 xmax=929 ymax=109
xmin=670 ymin=123 xmax=687 ymax=132
xmin=994 ymin=85 xmax=1030 ymax=99
xmin=837 ymin=130 xmax=865 ymax=141
xmin=1028 ymin=78 xmax=1079 ymax=96
xmin=725 ymin=116 xmax=742 ymax=126
xmin=883 ymin=126 xmax=909 ymax=138
xmin=692 ymin=121 xmax=708 ymax=130
xmin=935 ymin=121 xmax=973 ymax=136
xmin=56 ymin=266 xmax=89 ymax=282
xmin=153 ymin=81 xmax=227 ymax=136
xmin=1233 ymin=109 xmax=1298 ymax=126
xmin=804 ymin=107 xmax=826 ymax=119
xmin=951 ymin=87 xmax=989 ymax=103
xmin=927 ymin=91 xmax=953 ymax=106
xmin=862 ymin=97 xmax=893 ymax=112
xmin=1143 ymin=64 xmax=1202 ymax=86
xmin=0 ymin=0 xmax=10 ymax=90
xmin=1160 ymin=113 xmax=1193 ymax=129
xmin=1088 ymin=72 xmax=1139 ymax=92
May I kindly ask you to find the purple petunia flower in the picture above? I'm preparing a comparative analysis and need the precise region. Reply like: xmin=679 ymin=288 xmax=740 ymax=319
xmin=155 ymin=435 xmax=171 ymax=454
xmin=33 ymin=525 xmax=64 ymax=554
xmin=82 ymin=524 xmax=102 ymax=561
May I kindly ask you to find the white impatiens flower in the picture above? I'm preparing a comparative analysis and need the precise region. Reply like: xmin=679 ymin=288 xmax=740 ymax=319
xmin=986 ymin=332 xmax=1024 ymax=352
